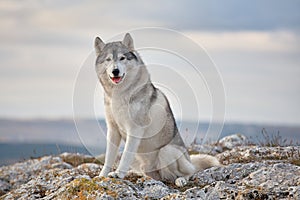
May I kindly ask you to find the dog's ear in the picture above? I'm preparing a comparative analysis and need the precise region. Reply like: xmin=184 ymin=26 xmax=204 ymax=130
xmin=94 ymin=37 xmax=105 ymax=56
xmin=122 ymin=33 xmax=134 ymax=50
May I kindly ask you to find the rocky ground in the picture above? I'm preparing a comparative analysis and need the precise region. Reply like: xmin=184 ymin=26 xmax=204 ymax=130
xmin=0 ymin=134 xmax=299 ymax=200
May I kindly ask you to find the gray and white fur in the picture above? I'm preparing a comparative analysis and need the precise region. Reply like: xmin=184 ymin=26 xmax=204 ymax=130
xmin=94 ymin=33 xmax=219 ymax=187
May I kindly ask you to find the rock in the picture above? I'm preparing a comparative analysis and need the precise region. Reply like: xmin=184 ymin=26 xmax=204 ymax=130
xmin=57 ymin=175 xmax=177 ymax=199
xmin=76 ymin=163 xmax=102 ymax=178
xmin=217 ymin=145 xmax=300 ymax=165
xmin=0 ymin=180 xmax=10 ymax=196
xmin=189 ymin=134 xmax=248 ymax=155
xmin=1 ymin=143 xmax=300 ymax=199
xmin=0 ymin=155 xmax=64 ymax=192
xmin=58 ymin=177 xmax=140 ymax=199
xmin=163 ymin=187 xmax=208 ymax=200
xmin=189 ymin=143 xmax=223 ymax=155
xmin=192 ymin=161 xmax=300 ymax=199
xmin=60 ymin=152 xmax=103 ymax=166
xmin=218 ymin=133 xmax=248 ymax=150
xmin=192 ymin=162 xmax=268 ymax=187
xmin=183 ymin=187 xmax=206 ymax=199
xmin=51 ymin=162 xmax=73 ymax=169
xmin=141 ymin=179 xmax=173 ymax=199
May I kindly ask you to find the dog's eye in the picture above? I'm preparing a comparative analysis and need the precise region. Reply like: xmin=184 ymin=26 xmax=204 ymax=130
xmin=124 ymin=52 xmax=137 ymax=60
xmin=106 ymin=58 xmax=112 ymax=62
xmin=120 ymin=56 xmax=126 ymax=61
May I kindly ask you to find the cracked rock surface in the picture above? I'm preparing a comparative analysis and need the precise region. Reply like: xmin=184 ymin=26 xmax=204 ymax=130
xmin=1 ymin=135 xmax=299 ymax=200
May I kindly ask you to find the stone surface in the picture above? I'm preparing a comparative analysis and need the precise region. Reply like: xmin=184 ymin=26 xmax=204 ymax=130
xmin=189 ymin=133 xmax=248 ymax=155
xmin=217 ymin=145 xmax=300 ymax=165
xmin=1 ymin=141 xmax=300 ymax=199
xmin=192 ymin=161 xmax=300 ymax=199
xmin=218 ymin=133 xmax=248 ymax=150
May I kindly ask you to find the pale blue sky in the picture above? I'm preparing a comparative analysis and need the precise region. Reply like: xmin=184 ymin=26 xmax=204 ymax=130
xmin=0 ymin=0 xmax=299 ymax=125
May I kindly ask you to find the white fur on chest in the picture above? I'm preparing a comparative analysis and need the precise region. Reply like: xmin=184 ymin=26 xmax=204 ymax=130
xmin=107 ymin=89 xmax=168 ymax=140
xmin=107 ymin=94 xmax=144 ymax=136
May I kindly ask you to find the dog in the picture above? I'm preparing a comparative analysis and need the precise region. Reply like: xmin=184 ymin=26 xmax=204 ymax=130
xmin=94 ymin=33 xmax=220 ymax=186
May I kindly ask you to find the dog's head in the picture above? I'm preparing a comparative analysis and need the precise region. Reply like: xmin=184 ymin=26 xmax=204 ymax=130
xmin=94 ymin=33 xmax=140 ymax=85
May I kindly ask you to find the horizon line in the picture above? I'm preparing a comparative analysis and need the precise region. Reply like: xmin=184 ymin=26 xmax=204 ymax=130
xmin=0 ymin=116 xmax=299 ymax=127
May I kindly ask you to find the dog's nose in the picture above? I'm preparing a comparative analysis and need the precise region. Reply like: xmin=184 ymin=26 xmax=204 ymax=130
xmin=112 ymin=68 xmax=120 ymax=77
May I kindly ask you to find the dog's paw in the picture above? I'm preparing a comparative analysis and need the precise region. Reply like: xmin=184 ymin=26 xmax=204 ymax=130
xmin=108 ymin=171 xmax=125 ymax=179
xmin=175 ymin=177 xmax=187 ymax=187
xmin=99 ymin=167 xmax=110 ymax=177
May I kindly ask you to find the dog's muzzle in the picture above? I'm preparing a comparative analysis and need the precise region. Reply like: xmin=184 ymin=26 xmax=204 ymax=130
xmin=110 ymin=69 xmax=125 ymax=84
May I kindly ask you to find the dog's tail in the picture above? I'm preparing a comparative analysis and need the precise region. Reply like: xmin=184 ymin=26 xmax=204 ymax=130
xmin=190 ymin=154 xmax=221 ymax=172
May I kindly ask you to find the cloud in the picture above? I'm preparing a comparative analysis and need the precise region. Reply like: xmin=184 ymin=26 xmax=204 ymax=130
xmin=184 ymin=30 xmax=300 ymax=53
xmin=2 ymin=1 xmax=299 ymax=37
xmin=0 ymin=0 xmax=299 ymax=124
xmin=119 ymin=0 xmax=300 ymax=31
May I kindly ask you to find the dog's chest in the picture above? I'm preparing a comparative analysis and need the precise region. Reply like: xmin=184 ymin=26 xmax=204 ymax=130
xmin=107 ymin=96 xmax=146 ymax=132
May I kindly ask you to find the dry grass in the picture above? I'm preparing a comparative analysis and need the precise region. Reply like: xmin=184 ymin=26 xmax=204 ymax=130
xmin=250 ymin=128 xmax=298 ymax=147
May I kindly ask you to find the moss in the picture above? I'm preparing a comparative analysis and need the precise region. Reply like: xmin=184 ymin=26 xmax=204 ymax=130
xmin=188 ymin=150 xmax=200 ymax=155
xmin=290 ymin=159 xmax=300 ymax=166
xmin=66 ymin=178 xmax=97 ymax=195
xmin=124 ymin=172 xmax=145 ymax=183
xmin=63 ymin=178 xmax=118 ymax=199
xmin=61 ymin=154 xmax=103 ymax=167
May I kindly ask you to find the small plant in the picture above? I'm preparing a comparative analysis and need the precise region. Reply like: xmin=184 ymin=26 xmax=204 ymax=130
xmin=255 ymin=128 xmax=296 ymax=147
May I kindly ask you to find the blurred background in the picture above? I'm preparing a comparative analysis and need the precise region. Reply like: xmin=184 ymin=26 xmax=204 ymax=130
xmin=0 ymin=0 xmax=299 ymax=165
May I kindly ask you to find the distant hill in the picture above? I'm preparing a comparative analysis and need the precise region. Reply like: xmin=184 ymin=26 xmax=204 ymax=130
xmin=0 ymin=118 xmax=299 ymax=166
xmin=0 ymin=143 xmax=93 ymax=166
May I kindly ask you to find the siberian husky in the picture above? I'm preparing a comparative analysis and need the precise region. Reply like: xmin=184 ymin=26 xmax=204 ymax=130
xmin=94 ymin=33 xmax=219 ymax=186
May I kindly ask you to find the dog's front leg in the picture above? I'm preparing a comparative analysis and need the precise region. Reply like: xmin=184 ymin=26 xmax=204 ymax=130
xmin=108 ymin=129 xmax=142 ymax=178
xmin=100 ymin=129 xmax=121 ymax=177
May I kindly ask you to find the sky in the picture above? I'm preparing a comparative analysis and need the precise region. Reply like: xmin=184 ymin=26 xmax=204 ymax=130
xmin=0 ymin=0 xmax=300 ymax=125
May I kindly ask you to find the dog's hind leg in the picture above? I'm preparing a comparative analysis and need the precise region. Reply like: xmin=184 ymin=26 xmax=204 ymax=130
xmin=158 ymin=144 xmax=195 ymax=187
xmin=174 ymin=154 xmax=196 ymax=187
